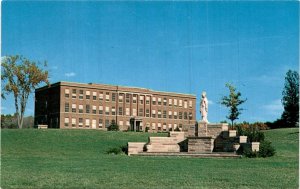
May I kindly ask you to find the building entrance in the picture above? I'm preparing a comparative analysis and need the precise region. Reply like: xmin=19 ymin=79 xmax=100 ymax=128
xmin=130 ymin=117 xmax=143 ymax=131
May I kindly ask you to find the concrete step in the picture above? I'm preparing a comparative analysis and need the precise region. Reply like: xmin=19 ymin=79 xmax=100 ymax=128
xmin=132 ymin=152 xmax=241 ymax=158
xmin=149 ymin=137 xmax=182 ymax=144
xmin=146 ymin=144 xmax=180 ymax=153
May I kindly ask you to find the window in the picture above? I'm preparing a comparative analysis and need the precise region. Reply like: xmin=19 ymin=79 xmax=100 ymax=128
xmin=126 ymin=94 xmax=130 ymax=103
xmin=179 ymin=112 xmax=183 ymax=119
xmin=184 ymin=112 xmax=188 ymax=120
xmin=174 ymin=123 xmax=177 ymax=130
xmin=179 ymin=100 xmax=183 ymax=107
xmin=132 ymin=109 xmax=137 ymax=116
xmin=174 ymin=99 xmax=178 ymax=106
xmin=86 ymin=91 xmax=90 ymax=99
xmin=163 ymin=110 xmax=167 ymax=118
xmin=99 ymin=119 xmax=103 ymax=128
xmin=189 ymin=100 xmax=193 ymax=108
xmin=93 ymin=92 xmax=97 ymax=100
xmin=126 ymin=108 xmax=130 ymax=116
xmin=118 ymin=94 xmax=123 ymax=103
xmin=184 ymin=101 xmax=188 ymax=109
xmin=118 ymin=107 xmax=123 ymax=116
xmin=71 ymin=118 xmax=76 ymax=127
xmin=152 ymin=110 xmax=156 ymax=118
xmin=163 ymin=98 xmax=167 ymax=106
xmin=105 ymin=120 xmax=110 ymax=128
xmin=139 ymin=96 xmax=144 ymax=105
xmin=79 ymin=90 xmax=83 ymax=99
xmin=168 ymin=124 xmax=172 ymax=130
xmin=65 ymin=89 xmax=70 ymax=98
xmin=146 ymin=122 xmax=150 ymax=130
xmin=86 ymin=105 xmax=90 ymax=113
xmin=72 ymin=104 xmax=76 ymax=113
xmin=169 ymin=99 xmax=172 ymax=106
xmin=119 ymin=121 xmax=124 ymax=126
xmin=92 ymin=106 xmax=97 ymax=114
xmin=146 ymin=96 xmax=150 ymax=105
xmin=174 ymin=111 xmax=178 ymax=119
xmin=99 ymin=106 xmax=103 ymax=114
xmin=126 ymin=121 xmax=130 ymax=126
xmin=138 ymin=108 xmax=143 ymax=117
xmin=65 ymin=103 xmax=69 ymax=112
xmin=157 ymin=123 xmax=162 ymax=130
xmin=79 ymin=105 xmax=83 ymax=113
xmin=92 ymin=119 xmax=96 ymax=128
xmin=146 ymin=109 xmax=150 ymax=117
xmin=189 ymin=113 xmax=193 ymax=120
xmin=64 ymin=118 xmax=69 ymax=127
xmin=105 ymin=107 xmax=110 ymax=115
xmin=99 ymin=92 xmax=103 ymax=100
xmin=79 ymin=118 xmax=83 ymax=127
xmin=158 ymin=110 xmax=162 ymax=118
xmin=105 ymin=92 xmax=110 ymax=102
xmin=158 ymin=98 xmax=162 ymax=105
xmin=168 ymin=111 xmax=172 ymax=119
xmin=179 ymin=124 xmax=183 ymax=130
xmin=152 ymin=123 xmax=156 ymax=130
xmin=163 ymin=123 xmax=167 ymax=131
xmin=152 ymin=97 xmax=156 ymax=105
xmin=112 ymin=93 xmax=116 ymax=102
xmin=72 ymin=89 xmax=76 ymax=99
xmin=132 ymin=95 xmax=137 ymax=103
xmin=85 ymin=119 xmax=90 ymax=128
xmin=112 ymin=106 xmax=116 ymax=115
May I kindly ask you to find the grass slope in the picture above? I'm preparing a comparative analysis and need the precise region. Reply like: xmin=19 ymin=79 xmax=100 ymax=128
xmin=1 ymin=128 xmax=299 ymax=189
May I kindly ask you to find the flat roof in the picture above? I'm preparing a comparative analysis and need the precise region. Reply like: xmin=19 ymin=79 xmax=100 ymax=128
xmin=36 ymin=81 xmax=196 ymax=98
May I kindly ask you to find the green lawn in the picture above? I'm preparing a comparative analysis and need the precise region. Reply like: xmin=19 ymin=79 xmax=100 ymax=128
xmin=1 ymin=128 xmax=299 ymax=189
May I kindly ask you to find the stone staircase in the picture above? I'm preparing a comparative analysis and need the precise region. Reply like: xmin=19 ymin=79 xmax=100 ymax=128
xmin=127 ymin=122 xmax=257 ymax=157
xmin=146 ymin=132 xmax=185 ymax=153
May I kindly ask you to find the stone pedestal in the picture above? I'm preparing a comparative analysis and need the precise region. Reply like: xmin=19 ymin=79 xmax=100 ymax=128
xmin=188 ymin=136 xmax=215 ymax=153
xmin=198 ymin=122 xmax=228 ymax=137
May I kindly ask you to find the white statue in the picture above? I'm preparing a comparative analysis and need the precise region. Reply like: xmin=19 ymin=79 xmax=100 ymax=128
xmin=200 ymin=91 xmax=209 ymax=123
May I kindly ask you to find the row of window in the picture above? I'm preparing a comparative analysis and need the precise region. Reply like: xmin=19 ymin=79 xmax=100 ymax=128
xmin=64 ymin=103 xmax=193 ymax=120
xmin=64 ymin=117 xmax=183 ymax=131
xmin=64 ymin=89 xmax=193 ymax=108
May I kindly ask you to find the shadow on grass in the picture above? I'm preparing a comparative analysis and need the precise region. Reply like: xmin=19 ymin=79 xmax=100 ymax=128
xmin=288 ymin=132 xmax=299 ymax=135
xmin=106 ymin=145 xmax=128 ymax=155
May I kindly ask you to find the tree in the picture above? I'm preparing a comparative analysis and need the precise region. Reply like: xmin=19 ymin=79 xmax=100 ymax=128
xmin=281 ymin=70 xmax=299 ymax=127
xmin=221 ymin=83 xmax=247 ymax=128
xmin=107 ymin=120 xmax=119 ymax=131
xmin=1 ymin=55 xmax=49 ymax=128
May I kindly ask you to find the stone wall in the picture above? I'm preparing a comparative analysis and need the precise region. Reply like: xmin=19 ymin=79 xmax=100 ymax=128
xmin=188 ymin=137 xmax=215 ymax=153
xmin=128 ymin=142 xmax=146 ymax=155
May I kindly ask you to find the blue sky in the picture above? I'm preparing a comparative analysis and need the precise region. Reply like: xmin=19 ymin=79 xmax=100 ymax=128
xmin=2 ymin=1 xmax=299 ymax=123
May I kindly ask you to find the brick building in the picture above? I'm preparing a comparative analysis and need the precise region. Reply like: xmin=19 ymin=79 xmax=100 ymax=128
xmin=34 ymin=81 xmax=196 ymax=132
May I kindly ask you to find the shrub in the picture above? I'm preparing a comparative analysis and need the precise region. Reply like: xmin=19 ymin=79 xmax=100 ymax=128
xmin=235 ymin=122 xmax=265 ymax=142
xmin=145 ymin=127 xmax=150 ymax=132
xmin=107 ymin=122 xmax=119 ymax=131
xmin=121 ymin=145 xmax=128 ymax=155
xmin=237 ymin=145 xmax=258 ymax=158
xmin=106 ymin=147 xmax=122 ymax=155
xmin=247 ymin=130 xmax=265 ymax=142
xmin=258 ymin=141 xmax=276 ymax=157
xmin=252 ymin=122 xmax=269 ymax=130
xmin=174 ymin=127 xmax=180 ymax=131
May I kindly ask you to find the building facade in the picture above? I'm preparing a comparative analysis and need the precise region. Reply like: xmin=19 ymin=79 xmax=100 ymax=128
xmin=35 ymin=81 xmax=196 ymax=132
